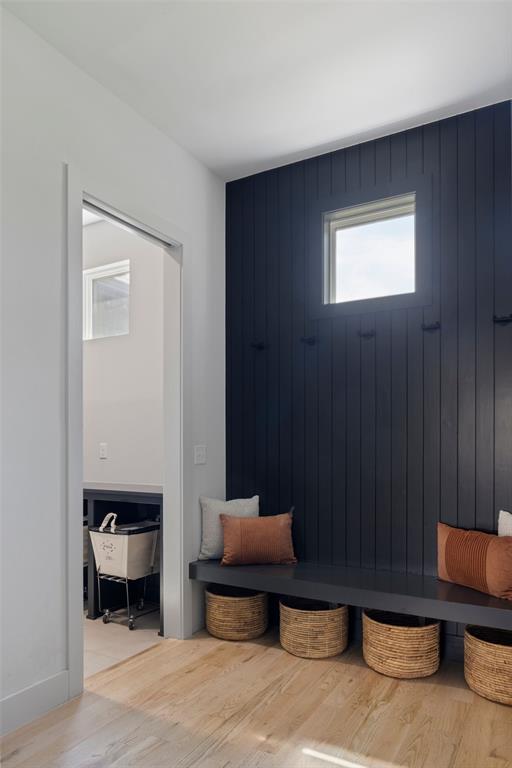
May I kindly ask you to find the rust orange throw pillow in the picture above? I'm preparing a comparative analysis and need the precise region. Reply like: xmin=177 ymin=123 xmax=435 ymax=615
xmin=220 ymin=511 xmax=297 ymax=566
xmin=438 ymin=523 xmax=512 ymax=600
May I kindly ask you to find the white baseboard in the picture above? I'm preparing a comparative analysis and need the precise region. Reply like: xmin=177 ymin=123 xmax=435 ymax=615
xmin=1 ymin=671 xmax=70 ymax=736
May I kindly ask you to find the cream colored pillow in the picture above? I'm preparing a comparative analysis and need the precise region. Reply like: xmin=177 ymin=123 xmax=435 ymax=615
xmin=198 ymin=495 xmax=259 ymax=560
xmin=498 ymin=509 xmax=512 ymax=537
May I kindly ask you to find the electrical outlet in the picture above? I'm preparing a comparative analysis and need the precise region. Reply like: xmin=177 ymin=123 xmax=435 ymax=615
xmin=99 ymin=442 xmax=108 ymax=460
xmin=194 ymin=445 xmax=207 ymax=465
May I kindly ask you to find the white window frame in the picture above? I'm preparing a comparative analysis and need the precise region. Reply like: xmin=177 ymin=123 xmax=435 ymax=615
xmin=323 ymin=192 xmax=416 ymax=305
xmin=82 ymin=258 xmax=130 ymax=340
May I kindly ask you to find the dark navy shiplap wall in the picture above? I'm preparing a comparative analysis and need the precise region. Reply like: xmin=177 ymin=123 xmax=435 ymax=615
xmin=226 ymin=102 xmax=512 ymax=624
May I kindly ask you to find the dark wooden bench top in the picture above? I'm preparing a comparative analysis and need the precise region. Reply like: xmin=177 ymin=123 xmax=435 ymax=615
xmin=189 ymin=560 xmax=512 ymax=631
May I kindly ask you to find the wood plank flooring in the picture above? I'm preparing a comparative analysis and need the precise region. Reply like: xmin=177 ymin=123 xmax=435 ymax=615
xmin=2 ymin=631 xmax=511 ymax=768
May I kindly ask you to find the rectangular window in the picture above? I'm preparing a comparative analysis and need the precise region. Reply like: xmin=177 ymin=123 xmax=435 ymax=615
xmin=83 ymin=260 xmax=130 ymax=340
xmin=324 ymin=193 xmax=416 ymax=305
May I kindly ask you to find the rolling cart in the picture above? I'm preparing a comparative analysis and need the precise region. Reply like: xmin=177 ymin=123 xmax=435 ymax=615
xmin=89 ymin=513 xmax=160 ymax=630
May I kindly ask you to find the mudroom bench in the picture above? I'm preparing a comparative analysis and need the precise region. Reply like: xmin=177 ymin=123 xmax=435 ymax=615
xmin=189 ymin=560 xmax=512 ymax=631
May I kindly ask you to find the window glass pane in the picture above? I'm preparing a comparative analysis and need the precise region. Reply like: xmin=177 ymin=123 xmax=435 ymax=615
xmin=92 ymin=271 xmax=129 ymax=338
xmin=335 ymin=214 xmax=415 ymax=303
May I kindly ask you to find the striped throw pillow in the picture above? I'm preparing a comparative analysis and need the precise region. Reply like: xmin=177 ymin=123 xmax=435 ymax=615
xmin=438 ymin=523 xmax=512 ymax=601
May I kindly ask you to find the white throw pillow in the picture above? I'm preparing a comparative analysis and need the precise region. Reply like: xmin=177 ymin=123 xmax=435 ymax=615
xmin=198 ymin=495 xmax=259 ymax=560
xmin=498 ymin=509 xmax=512 ymax=537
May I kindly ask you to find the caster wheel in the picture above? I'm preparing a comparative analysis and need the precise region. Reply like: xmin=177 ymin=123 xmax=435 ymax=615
xmin=128 ymin=618 xmax=135 ymax=630
xmin=137 ymin=599 xmax=144 ymax=611
xmin=102 ymin=614 xmax=110 ymax=624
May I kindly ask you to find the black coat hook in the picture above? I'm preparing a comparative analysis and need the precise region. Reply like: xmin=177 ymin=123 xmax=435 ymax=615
xmin=250 ymin=341 xmax=266 ymax=351
xmin=358 ymin=330 xmax=375 ymax=339
xmin=300 ymin=336 xmax=316 ymax=346
xmin=494 ymin=314 xmax=512 ymax=326
xmin=422 ymin=321 xmax=441 ymax=332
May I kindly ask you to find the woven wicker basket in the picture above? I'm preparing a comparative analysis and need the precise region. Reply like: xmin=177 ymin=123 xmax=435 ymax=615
xmin=205 ymin=584 xmax=268 ymax=641
xmin=279 ymin=598 xmax=348 ymax=658
xmin=464 ymin=626 xmax=512 ymax=705
xmin=363 ymin=610 xmax=440 ymax=679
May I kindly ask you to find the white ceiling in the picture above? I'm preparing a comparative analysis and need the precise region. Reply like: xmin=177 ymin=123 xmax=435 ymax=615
xmin=6 ymin=1 xmax=512 ymax=180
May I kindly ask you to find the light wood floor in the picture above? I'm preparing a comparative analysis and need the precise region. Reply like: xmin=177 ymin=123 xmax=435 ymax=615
xmin=2 ymin=631 xmax=511 ymax=768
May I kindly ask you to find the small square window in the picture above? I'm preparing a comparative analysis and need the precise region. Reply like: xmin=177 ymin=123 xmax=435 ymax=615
xmin=83 ymin=260 xmax=130 ymax=340
xmin=324 ymin=193 xmax=415 ymax=305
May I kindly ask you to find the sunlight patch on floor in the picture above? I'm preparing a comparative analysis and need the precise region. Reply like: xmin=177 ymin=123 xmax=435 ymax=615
xmin=302 ymin=747 xmax=403 ymax=768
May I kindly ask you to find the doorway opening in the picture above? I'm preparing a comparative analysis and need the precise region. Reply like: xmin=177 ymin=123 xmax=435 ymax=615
xmin=80 ymin=200 xmax=181 ymax=678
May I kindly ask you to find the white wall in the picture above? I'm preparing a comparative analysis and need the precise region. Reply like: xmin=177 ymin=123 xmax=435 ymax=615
xmin=0 ymin=8 xmax=225 ymax=733
xmin=83 ymin=219 xmax=164 ymax=486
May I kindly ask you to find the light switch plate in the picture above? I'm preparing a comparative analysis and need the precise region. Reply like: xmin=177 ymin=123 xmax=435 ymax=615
xmin=99 ymin=442 xmax=108 ymax=460
xmin=194 ymin=445 xmax=207 ymax=465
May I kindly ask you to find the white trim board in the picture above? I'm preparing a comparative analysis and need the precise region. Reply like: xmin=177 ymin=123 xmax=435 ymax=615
xmin=66 ymin=164 xmax=86 ymax=702
xmin=1 ymin=672 xmax=70 ymax=736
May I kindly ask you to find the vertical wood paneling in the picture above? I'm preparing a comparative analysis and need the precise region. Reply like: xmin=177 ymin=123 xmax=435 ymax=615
xmin=226 ymin=103 xmax=511 ymax=633
xmin=227 ymin=180 xmax=244 ymax=498
xmin=304 ymin=159 xmax=319 ymax=560
xmin=407 ymin=306 xmax=424 ymax=574
xmin=360 ymin=313 xmax=376 ymax=569
xmin=242 ymin=179 xmax=256 ymax=496
xmin=318 ymin=154 xmax=332 ymax=197
xmin=331 ymin=147 xmax=347 ymax=565
xmin=439 ymin=119 xmax=459 ymax=637
xmin=375 ymin=311 xmax=392 ymax=570
xmin=332 ymin=315 xmax=347 ymax=565
xmin=406 ymin=127 xmax=423 ymax=176
xmin=390 ymin=133 xmax=406 ymax=179
xmin=331 ymin=152 xmax=348 ymax=565
xmin=493 ymin=102 xmax=512 ymax=520
xmin=317 ymin=155 xmax=333 ymax=562
xmin=475 ymin=110 xmax=494 ymax=533
xmin=278 ymin=167 xmax=293 ymax=514
xmin=406 ymin=127 xmax=425 ymax=574
xmin=332 ymin=150 xmax=346 ymax=195
xmin=346 ymin=314 xmax=361 ymax=567
xmin=391 ymin=310 xmax=408 ymax=572
xmin=346 ymin=146 xmax=361 ymax=191
xmin=253 ymin=174 xmax=267 ymax=510
xmin=457 ymin=114 xmax=477 ymax=530
xmin=374 ymin=132 xmax=393 ymax=572
xmin=291 ymin=162 xmax=306 ymax=556
xmin=265 ymin=171 xmax=280 ymax=515
xmin=345 ymin=149 xmax=361 ymax=567
xmin=361 ymin=142 xmax=376 ymax=188
xmin=318 ymin=318 xmax=333 ymax=562
xmin=422 ymin=121 xmax=441 ymax=575
xmin=440 ymin=118 xmax=459 ymax=529
xmin=375 ymin=136 xmax=391 ymax=182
